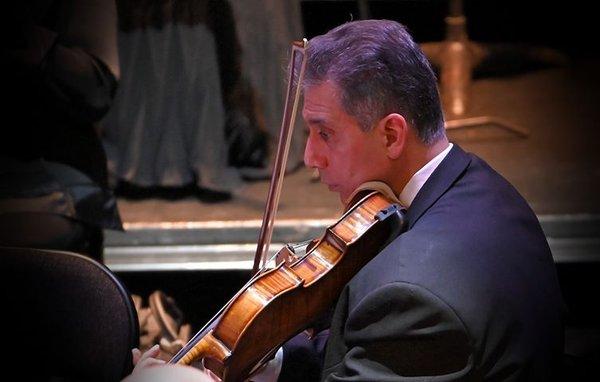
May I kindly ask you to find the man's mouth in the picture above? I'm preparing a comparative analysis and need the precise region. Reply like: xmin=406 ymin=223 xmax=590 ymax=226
xmin=322 ymin=181 xmax=337 ymax=191
xmin=318 ymin=176 xmax=340 ymax=193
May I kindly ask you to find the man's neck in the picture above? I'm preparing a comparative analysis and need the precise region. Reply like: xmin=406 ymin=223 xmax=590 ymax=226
xmin=390 ymin=135 xmax=450 ymax=197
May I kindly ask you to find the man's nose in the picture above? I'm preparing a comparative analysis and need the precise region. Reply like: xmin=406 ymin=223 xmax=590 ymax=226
xmin=304 ymin=135 xmax=327 ymax=169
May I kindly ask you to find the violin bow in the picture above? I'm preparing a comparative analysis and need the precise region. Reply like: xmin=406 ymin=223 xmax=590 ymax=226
xmin=252 ymin=39 xmax=308 ymax=275
xmin=170 ymin=42 xmax=308 ymax=364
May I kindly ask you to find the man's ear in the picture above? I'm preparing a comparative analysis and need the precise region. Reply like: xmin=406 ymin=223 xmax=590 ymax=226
xmin=377 ymin=113 xmax=407 ymax=159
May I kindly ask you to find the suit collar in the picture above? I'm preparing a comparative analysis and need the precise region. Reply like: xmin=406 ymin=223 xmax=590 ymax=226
xmin=405 ymin=144 xmax=471 ymax=229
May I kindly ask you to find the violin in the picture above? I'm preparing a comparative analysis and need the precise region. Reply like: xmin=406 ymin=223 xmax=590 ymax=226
xmin=167 ymin=40 xmax=407 ymax=381
xmin=169 ymin=189 xmax=405 ymax=381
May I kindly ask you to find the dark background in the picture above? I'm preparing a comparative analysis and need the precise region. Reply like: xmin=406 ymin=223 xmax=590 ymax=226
xmin=301 ymin=0 xmax=598 ymax=60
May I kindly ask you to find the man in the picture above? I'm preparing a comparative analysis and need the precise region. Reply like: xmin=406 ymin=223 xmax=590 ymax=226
xmin=131 ymin=19 xmax=565 ymax=381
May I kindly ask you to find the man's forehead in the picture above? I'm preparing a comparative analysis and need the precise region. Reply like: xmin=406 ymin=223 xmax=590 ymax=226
xmin=303 ymin=79 xmax=340 ymax=93
xmin=301 ymin=100 xmax=335 ymax=125
xmin=302 ymin=82 xmax=341 ymax=112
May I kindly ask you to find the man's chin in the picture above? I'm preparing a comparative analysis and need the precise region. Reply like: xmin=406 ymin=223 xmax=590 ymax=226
xmin=324 ymin=185 xmax=345 ymax=204
xmin=323 ymin=183 xmax=350 ymax=206
xmin=339 ymin=191 xmax=352 ymax=206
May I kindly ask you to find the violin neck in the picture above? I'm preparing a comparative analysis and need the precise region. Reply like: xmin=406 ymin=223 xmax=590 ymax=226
xmin=169 ymin=318 xmax=216 ymax=364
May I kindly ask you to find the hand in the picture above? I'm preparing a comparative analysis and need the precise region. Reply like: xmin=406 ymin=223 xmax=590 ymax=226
xmin=127 ymin=344 xmax=220 ymax=381
xmin=123 ymin=364 xmax=217 ymax=382
xmin=131 ymin=344 xmax=165 ymax=374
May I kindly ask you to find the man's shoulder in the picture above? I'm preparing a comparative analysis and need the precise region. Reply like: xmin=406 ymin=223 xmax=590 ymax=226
xmin=442 ymin=148 xmax=538 ymax=225
xmin=348 ymin=148 xmax=552 ymax=308
xmin=341 ymin=148 xmax=564 ymax=378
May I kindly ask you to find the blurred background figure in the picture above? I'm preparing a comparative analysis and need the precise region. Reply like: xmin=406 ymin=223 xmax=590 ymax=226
xmin=228 ymin=0 xmax=306 ymax=178
xmin=0 ymin=0 xmax=122 ymax=263
xmin=102 ymin=0 xmax=271 ymax=202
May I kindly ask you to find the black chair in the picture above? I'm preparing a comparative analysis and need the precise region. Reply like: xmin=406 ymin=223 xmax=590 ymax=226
xmin=1 ymin=246 xmax=139 ymax=382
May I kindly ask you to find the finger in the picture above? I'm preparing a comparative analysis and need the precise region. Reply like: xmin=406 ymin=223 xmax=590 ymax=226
xmin=132 ymin=344 xmax=161 ymax=367
xmin=131 ymin=356 xmax=165 ymax=374
xmin=132 ymin=348 xmax=142 ymax=365
xmin=138 ymin=357 xmax=165 ymax=368
xmin=140 ymin=344 xmax=161 ymax=362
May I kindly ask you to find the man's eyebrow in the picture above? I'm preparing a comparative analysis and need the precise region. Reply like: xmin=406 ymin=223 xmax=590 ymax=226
xmin=305 ymin=116 xmax=328 ymax=126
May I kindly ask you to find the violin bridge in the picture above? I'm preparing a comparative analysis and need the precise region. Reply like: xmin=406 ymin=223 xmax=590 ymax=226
xmin=276 ymin=239 xmax=314 ymax=265
xmin=275 ymin=246 xmax=296 ymax=265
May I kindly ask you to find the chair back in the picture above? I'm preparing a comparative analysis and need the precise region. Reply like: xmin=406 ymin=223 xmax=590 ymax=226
xmin=1 ymin=246 xmax=139 ymax=381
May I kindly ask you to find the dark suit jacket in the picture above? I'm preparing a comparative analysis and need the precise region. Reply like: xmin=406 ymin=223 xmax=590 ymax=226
xmin=281 ymin=145 xmax=565 ymax=381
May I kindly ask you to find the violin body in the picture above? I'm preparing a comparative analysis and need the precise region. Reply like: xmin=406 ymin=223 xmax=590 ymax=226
xmin=171 ymin=191 xmax=406 ymax=381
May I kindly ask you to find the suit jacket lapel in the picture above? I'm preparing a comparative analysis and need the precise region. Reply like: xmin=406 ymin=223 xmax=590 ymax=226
xmin=405 ymin=144 xmax=471 ymax=230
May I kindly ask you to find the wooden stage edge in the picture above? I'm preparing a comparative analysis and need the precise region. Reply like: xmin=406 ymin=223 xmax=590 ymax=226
xmin=104 ymin=213 xmax=600 ymax=272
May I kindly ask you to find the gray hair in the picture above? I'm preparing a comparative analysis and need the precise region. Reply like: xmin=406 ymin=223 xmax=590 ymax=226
xmin=303 ymin=19 xmax=445 ymax=144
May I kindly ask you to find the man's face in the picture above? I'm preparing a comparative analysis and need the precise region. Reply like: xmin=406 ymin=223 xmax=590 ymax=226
xmin=302 ymin=81 xmax=389 ymax=204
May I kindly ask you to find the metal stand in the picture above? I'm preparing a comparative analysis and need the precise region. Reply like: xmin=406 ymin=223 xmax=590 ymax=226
xmin=421 ymin=0 xmax=529 ymax=138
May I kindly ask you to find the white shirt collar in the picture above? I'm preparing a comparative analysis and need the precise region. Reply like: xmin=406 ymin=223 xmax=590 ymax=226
xmin=398 ymin=143 xmax=453 ymax=208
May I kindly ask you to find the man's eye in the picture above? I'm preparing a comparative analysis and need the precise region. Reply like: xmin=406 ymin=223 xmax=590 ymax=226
xmin=319 ymin=131 xmax=330 ymax=140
